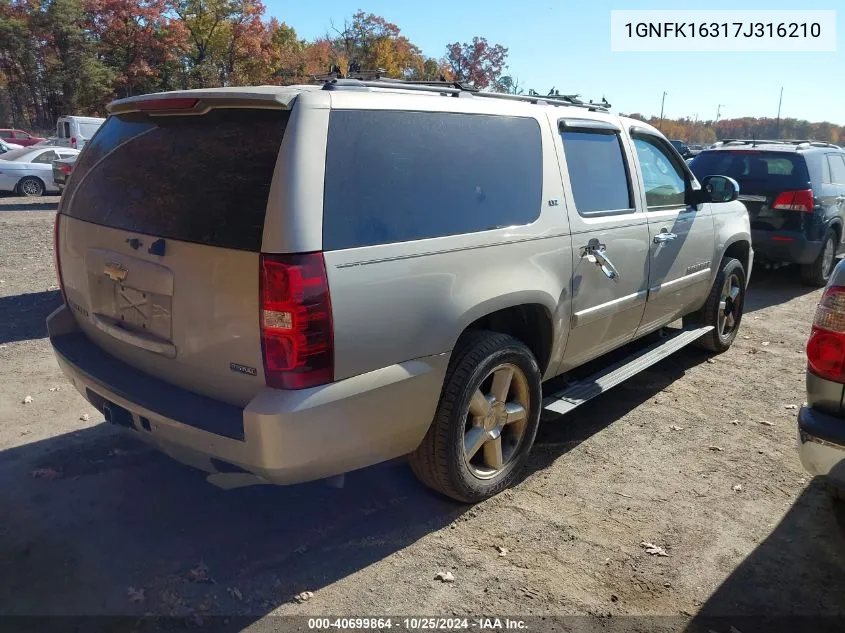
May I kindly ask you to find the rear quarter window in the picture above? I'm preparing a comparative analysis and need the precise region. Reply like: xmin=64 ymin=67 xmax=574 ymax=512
xmin=62 ymin=108 xmax=290 ymax=251
xmin=322 ymin=110 xmax=543 ymax=250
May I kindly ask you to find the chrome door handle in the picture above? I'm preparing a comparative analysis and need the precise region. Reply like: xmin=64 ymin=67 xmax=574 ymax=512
xmin=583 ymin=242 xmax=621 ymax=282
xmin=653 ymin=232 xmax=678 ymax=244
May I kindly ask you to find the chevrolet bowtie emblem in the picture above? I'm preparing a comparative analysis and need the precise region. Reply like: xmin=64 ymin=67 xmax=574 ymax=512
xmin=104 ymin=261 xmax=128 ymax=282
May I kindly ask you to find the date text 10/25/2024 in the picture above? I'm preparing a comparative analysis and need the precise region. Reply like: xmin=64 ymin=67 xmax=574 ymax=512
xmin=307 ymin=618 xmax=528 ymax=631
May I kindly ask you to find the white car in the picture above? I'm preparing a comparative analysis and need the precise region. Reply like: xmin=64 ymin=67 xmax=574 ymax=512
xmin=0 ymin=146 xmax=80 ymax=197
xmin=0 ymin=138 xmax=24 ymax=153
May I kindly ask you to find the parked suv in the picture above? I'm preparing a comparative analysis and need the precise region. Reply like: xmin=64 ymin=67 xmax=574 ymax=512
xmin=799 ymin=257 xmax=845 ymax=500
xmin=47 ymin=81 xmax=752 ymax=502
xmin=689 ymin=140 xmax=845 ymax=286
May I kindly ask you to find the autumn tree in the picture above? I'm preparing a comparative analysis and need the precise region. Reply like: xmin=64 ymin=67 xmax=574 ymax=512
xmin=497 ymin=74 xmax=523 ymax=95
xmin=86 ymin=0 xmax=189 ymax=97
xmin=445 ymin=36 xmax=507 ymax=90
xmin=328 ymin=11 xmax=435 ymax=79
xmin=173 ymin=0 xmax=237 ymax=86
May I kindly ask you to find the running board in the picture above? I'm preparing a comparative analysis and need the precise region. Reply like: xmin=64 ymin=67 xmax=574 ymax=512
xmin=542 ymin=325 xmax=714 ymax=417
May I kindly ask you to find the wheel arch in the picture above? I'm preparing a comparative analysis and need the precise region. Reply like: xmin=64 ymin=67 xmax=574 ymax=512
xmin=721 ymin=238 xmax=752 ymax=278
xmin=454 ymin=296 xmax=557 ymax=376
xmin=16 ymin=174 xmax=46 ymax=196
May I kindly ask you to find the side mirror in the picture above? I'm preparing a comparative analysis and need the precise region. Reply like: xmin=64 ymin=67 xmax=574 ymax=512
xmin=692 ymin=175 xmax=740 ymax=204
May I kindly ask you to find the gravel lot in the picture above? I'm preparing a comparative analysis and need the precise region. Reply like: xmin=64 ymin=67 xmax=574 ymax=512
xmin=1 ymin=209 xmax=844 ymax=630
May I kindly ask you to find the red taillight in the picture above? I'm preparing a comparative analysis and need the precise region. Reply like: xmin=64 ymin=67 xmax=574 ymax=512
xmin=260 ymin=252 xmax=333 ymax=390
xmin=772 ymin=189 xmax=814 ymax=213
xmin=53 ymin=213 xmax=66 ymax=305
xmin=807 ymin=286 xmax=845 ymax=383
xmin=138 ymin=98 xmax=199 ymax=112
xmin=70 ymin=136 xmax=77 ymax=149
xmin=60 ymin=163 xmax=72 ymax=175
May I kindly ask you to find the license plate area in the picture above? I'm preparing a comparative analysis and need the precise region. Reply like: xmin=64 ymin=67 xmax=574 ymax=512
xmin=85 ymin=249 xmax=174 ymax=343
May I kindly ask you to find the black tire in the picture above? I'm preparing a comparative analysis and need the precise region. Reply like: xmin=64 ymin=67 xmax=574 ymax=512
xmin=801 ymin=230 xmax=836 ymax=287
xmin=17 ymin=176 xmax=44 ymax=197
xmin=684 ymin=257 xmax=746 ymax=353
xmin=409 ymin=330 xmax=542 ymax=503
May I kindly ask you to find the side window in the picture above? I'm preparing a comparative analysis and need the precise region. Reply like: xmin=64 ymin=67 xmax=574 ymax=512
xmin=560 ymin=128 xmax=633 ymax=215
xmin=323 ymin=111 xmax=543 ymax=250
xmin=828 ymin=155 xmax=845 ymax=185
xmin=14 ymin=131 xmax=30 ymax=140
xmin=632 ymin=136 xmax=687 ymax=208
xmin=32 ymin=150 xmax=57 ymax=164
xmin=0 ymin=131 xmax=12 ymax=139
xmin=60 ymin=122 xmax=70 ymax=138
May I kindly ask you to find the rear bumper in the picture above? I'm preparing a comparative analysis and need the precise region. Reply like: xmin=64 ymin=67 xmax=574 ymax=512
xmin=797 ymin=405 xmax=845 ymax=491
xmin=751 ymin=230 xmax=822 ymax=265
xmin=47 ymin=304 xmax=447 ymax=487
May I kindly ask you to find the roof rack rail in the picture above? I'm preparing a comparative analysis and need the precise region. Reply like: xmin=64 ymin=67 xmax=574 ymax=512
xmin=717 ymin=138 xmax=840 ymax=149
xmin=317 ymin=69 xmax=611 ymax=112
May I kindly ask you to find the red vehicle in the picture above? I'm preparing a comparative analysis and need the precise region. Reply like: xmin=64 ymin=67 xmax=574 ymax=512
xmin=0 ymin=128 xmax=45 ymax=147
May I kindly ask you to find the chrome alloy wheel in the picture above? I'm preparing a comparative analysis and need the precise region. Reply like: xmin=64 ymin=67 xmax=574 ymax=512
xmin=463 ymin=363 xmax=530 ymax=479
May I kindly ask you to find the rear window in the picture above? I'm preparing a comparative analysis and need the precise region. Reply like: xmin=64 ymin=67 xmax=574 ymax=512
xmin=561 ymin=130 xmax=634 ymax=215
xmin=322 ymin=110 xmax=542 ymax=250
xmin=690 ymin=150 xmax=811 ymax=190
xmin=63 ymin=108 xmax=289 ymax=251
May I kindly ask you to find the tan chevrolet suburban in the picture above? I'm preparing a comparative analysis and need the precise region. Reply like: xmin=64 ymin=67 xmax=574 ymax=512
xmin=47 ymin=78 xmax=753 ymax=503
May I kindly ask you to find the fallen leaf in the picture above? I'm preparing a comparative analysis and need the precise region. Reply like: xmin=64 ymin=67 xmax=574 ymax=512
xmin=435 ymin=571 xmax=455 ymax=583
xmin=742 ymin=336 xmax=751 ymax=340
xmin=22 ymin=396 xmax=32 ymax=404
xmin=31 ymin=467 xmax=62 ymax=480
xmin=731 ymin=419 xmax=740 ymax=425
xmin=127 ymin=587 xmax=145 ymax=603
xmin=495 ymin=545 xmax=509 ymax=557
xmin=709 ymin=446 xmax=724 ymax=452
xmin=762 ymin=341 xmax=771 ymax=346
xmin=669 ymin=425 xmax=683 ymax=431
xmin=784 ymin=404 xmax=798 ymax=410
xmin=80 ymin=413 xmax=90 ymax=421
xmin=732 ymin=484 xmax=743 ymax=492
xmin=706 ymin=358 xmax=716 ymax=364
xmin=760 ymin=420 xmax=775 ymax=427
xmin=49 ymin=387 xmax=60 ymax=392
xmin=641 ymin=542 xmax=669 ymax=557
xmin=294 ymin=590 xmax=314 ymax=603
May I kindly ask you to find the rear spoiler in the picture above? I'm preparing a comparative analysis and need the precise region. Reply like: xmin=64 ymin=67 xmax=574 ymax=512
xmin=108 ymin=88 xmax=297 ymax=116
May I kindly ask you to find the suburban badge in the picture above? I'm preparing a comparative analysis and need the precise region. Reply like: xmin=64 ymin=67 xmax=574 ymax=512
xmin=230 ymin=362 xmax=257 ymax=377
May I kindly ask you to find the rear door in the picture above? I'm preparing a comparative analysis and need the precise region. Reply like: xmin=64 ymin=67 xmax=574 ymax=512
xmin=554 ymin=118 xmax=652 ymax=370
xmin=57 ymin=104 xmax=291 ymax=406
xmin=629 ymin=130 xmax=715 ymax=334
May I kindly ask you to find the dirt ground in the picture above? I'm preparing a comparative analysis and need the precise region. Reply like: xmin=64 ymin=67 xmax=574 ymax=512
xmin=1 ymin=209 xmax=844 ymax=630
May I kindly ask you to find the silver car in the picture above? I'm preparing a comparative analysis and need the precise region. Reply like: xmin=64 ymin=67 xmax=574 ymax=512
xmin=799 ymin=257 xmax=845 ymax=499
xmin=47 ymin=81 xmax=752 ymax=503
xmin=0 ymin=146 xmax=80 ymax=196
